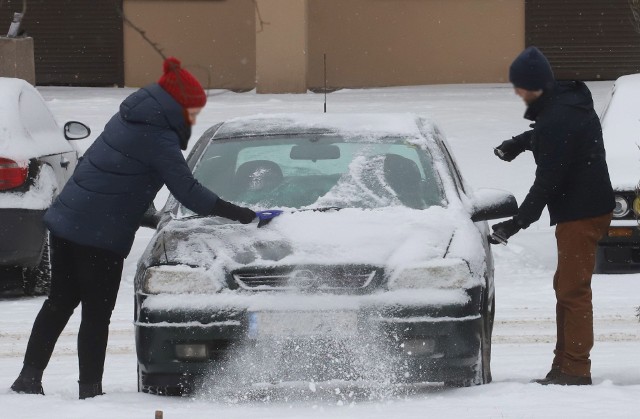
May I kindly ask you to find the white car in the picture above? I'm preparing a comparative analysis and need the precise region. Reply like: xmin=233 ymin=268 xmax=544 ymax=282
xmin=597 ymin=74 xmax=640 ymax=273
xmin=0 ymin=77 xmax=90 ymax=295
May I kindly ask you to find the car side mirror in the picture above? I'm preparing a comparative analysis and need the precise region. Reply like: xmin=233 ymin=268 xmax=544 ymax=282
xmin=470 ymin=188 xmax=518 ymax=222
xmin=64 ymin=121 xmax=91 ymax=141
xmin=140 ymin=203 xmax=161 ymax=229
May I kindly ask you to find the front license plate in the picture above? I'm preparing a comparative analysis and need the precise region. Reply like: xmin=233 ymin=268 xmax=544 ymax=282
xmin=248 ymin=311 xmax=358 ymax=339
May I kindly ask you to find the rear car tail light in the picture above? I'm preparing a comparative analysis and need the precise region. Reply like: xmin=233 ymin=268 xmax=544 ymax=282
xmin=0 ymin=158 xmax=28 ymax=191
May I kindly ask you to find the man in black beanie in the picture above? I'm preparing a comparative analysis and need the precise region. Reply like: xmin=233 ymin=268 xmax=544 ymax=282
xmin=491 ymin=46 xmax=614 ymax=385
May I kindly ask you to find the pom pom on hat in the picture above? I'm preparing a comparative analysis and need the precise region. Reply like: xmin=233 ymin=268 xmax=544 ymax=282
xmin=158 ymin=57 xmax=207 ymax=109
xmin=509 ymin=46 xmax=555 ymax=91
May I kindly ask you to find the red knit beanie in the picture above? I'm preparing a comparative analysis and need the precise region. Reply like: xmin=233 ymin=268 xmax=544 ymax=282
xmin=158 ymin=57 xmax=207 ymax=109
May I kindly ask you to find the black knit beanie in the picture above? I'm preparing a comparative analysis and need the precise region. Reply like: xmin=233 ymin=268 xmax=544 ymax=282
xmin=509 ymin=46 xmax=555 ymax=91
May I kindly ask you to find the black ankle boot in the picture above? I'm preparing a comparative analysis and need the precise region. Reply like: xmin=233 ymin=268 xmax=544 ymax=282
xmin=78 ymin=381 xmax=104 ymax=399
xmin=11 ymin=366 xmax=44 ymax=395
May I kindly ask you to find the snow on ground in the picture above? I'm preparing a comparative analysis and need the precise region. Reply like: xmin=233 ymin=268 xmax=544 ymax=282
xmin=2 ymin=81 xmax=640 ymax=418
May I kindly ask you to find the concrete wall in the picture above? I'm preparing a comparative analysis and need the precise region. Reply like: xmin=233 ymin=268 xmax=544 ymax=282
xmin=123 ymin=0 xmax=524 ymax=91
xmin=0 ymin=36 xmax=35 ymax=85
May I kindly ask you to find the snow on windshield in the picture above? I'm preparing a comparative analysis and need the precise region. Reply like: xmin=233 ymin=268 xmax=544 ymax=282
xmin=214 ymin=113 xmax=426 ymax=139
xmin=180 ymin=116 xmax=448 ymax=216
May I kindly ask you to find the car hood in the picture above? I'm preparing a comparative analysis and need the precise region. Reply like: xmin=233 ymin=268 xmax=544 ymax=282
xmin=143 ymin=206 xmax=487 ymax=289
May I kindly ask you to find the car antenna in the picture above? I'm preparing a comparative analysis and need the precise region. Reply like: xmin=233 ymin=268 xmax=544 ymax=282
xmin=323 ymin=53 xmax=327 ymax=113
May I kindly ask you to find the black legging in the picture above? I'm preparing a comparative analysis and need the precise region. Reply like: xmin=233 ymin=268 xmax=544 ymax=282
xmin=22 ymin=234 xmax=124 ymax=383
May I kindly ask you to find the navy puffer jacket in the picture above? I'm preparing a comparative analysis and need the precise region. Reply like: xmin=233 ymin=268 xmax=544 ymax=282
xmin=44 ymin=84 xmax=219 ymax=257
xmin=511 ymin=81 xmax=615 ymax=227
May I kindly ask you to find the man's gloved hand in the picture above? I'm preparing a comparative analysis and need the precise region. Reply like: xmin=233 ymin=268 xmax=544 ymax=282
xmin=489 ymin=218 xmax=522 ymax=245
xmin=494 ymin=138 xmax=525 ymax=162
xmin=211 ymin=199 xmax=256 ymax=224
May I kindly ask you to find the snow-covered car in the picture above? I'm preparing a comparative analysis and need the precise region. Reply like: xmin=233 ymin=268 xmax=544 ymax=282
xmin=134 ymin=113 xmax=517 ymax=395
xmin=596 ymin=74 xmax=640 ymax=273
xmin=0 ymin=77 xmax=90 ymax=295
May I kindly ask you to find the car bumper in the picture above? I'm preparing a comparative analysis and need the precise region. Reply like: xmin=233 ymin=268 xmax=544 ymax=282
xmin=0 ymin=208 xmax=46 ymax=267
xmin=595 ymin=223 xmax=640 ymax=273
xmin=135 ymin=289 xmax=485 ymax=390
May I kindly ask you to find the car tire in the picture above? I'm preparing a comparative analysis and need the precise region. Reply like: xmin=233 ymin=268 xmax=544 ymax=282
xmin=22 ymin=233 xmax=51 ymax=296
xmin=481 ymin=292 xmax=495 ymax=384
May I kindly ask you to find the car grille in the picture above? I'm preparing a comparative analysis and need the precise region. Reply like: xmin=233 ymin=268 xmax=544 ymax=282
xmin=233 ymin=266 xmax=379 ymax=292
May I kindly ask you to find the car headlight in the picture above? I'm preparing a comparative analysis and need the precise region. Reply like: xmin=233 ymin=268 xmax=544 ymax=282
xmin=142 ymin=265 xmax=221 ymax=294
xmin=613 ymin=195 xmax=630 ymax=218
xmin=388 ymin=259 xmax=476 ymax=290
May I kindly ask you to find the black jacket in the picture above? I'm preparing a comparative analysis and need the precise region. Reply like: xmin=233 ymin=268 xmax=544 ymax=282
xmin=511 ymin=81 xmax=614 ymax=228
xmin=44 ymin=84 xmax=219 ymax=257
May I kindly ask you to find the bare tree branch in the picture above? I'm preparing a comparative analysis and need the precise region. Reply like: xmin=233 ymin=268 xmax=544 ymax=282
xmin=112 ymin=3 xmax=220 ymax=94
xmin=254 ymin=0 xmax=269 ymax=33
xmin=114 ymin=3 xmax=166 ymax=60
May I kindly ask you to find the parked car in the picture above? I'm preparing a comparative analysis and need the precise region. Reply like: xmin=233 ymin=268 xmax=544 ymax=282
xmin=135 ymin=113 xmax=517 ymax=395
xmin=596 ymin=74 xmax=640 ymax=273
xmin=0 ymin=77 xmax=90 ymax=295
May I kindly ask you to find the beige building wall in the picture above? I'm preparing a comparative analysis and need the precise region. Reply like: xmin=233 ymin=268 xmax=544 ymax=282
xmin=308 ymin=0 xmax=525 ymax=89
xmin=255 ymin=0 xmax=308 ymax=93
xmin=123 ymin=0 xmax=524 ymax=91
xmin=123 ymin=0 xmax=256 ymax=90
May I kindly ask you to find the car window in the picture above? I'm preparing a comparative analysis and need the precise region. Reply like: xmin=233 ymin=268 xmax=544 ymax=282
xmin=181 ymin=134 xmax=445 ymax=216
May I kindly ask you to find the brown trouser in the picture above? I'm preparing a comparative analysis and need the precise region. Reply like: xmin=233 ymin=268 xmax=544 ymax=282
xmin=551 ymin=212 xmax=612 ymax=377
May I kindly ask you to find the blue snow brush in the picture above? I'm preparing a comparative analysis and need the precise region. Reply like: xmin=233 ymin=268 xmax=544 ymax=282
xmin=256 ymin=210 xmax=283 ymax=228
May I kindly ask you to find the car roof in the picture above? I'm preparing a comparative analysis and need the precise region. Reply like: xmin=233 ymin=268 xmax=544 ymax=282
xmin=211 ymin=113 xmax=433 ymax=140
xmin=0 ymin=77 xmax=70 ymax=161
xmin=0 ymin=77 xmax=28 ymax=125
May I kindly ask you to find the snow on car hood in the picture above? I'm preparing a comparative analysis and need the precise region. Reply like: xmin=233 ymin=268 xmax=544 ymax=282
xmin=152 ymin=205 xmax=487 ymax=291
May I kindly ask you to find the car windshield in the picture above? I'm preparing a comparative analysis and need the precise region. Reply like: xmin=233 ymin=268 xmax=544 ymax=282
xmin=179 ymin=134 xmax=445 ymax=217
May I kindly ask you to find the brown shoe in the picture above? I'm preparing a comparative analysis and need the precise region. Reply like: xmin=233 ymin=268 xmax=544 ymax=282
xmin=529 ymin=368 xmax=560 ymax=384
xmin=533 ymin=371 xmax=591 ymax=386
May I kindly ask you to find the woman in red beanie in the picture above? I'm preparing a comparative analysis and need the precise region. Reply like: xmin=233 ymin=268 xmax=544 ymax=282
xmin=158 ymin=56 xmax=208 ymax=141
xmin=11 ymin=57 xmax=256 ymax=399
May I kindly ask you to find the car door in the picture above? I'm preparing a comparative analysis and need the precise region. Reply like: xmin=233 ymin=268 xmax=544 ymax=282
xmin=18 ymin=85 xmax=77 ymax=190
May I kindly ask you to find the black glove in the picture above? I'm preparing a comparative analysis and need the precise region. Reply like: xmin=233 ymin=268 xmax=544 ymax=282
xmin=494 ymin=138 xmax=525 ymax=162
xmin=211 ymin=199 xmax=256 ymax=224
xmin=489 ymin=218 xmax=522 ymax=245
